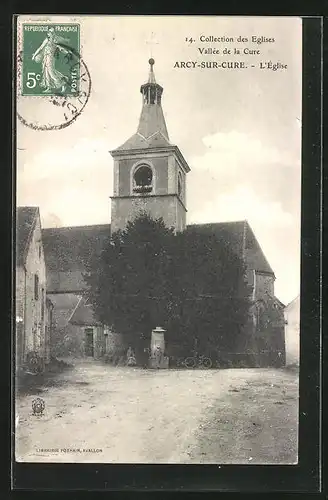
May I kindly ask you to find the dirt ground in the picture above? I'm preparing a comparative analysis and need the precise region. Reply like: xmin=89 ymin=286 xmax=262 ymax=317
xmin=179 ymin=367 xmax=299 ymax=464
xmin=15 ymin=359 xmax=298 ymax=464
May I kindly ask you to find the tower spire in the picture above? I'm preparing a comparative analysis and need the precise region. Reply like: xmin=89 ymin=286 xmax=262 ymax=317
xmin=138 ymin=59 xmax=169 ymax=140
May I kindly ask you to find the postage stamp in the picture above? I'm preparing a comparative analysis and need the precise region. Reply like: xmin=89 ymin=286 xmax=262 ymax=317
xmin=16 ymin=20 xmax=91 ymax=131
xmin=21 ymin=23 xmax=80 ymax=97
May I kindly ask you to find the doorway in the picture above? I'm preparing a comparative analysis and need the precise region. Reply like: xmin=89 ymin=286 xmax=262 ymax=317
xmin=85 ymin=328 xmax=94 ymax=357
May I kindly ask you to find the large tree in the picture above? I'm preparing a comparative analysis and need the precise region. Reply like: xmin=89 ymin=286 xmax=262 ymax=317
xmin=84 ymin=214 xmax=176 ymax=338
xmin=84 ymin=213 xmax=251 ymax=358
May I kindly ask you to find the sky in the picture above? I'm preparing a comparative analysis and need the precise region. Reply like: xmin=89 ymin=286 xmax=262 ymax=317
xmin=16 ymin=16 xmax=302 ymax=305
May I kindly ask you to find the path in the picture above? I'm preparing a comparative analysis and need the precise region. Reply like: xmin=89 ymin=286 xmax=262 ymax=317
xmin=15 ymin=360 xmax=298 ymax=463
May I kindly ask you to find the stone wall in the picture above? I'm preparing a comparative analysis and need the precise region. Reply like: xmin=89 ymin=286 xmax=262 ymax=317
xmin=254 ymin=272 xmax=275 ymax=299
xmin=51 ymin=323 xmax=107 ymax=359
xmin=44 ymin=300 xmax=53 ymax=363
xmin=15 ymin=266 xmax=26 ymax=367
xmin=111 ymin=194 xmax=186 ymax=233
xmin=51 ymin=323 xmax=85 ymax=358
xmin=117 ymin=156 xmax=169 ymax=196
xmin=104 ymin=330 xmax=125 ymax=355
xmin=251 ymin=297 xmax=286 ymax=367
xmin=18 ymin=216 xmax=47 ymax=364
xmin=111 ymin=150 xmax=187 ymax=234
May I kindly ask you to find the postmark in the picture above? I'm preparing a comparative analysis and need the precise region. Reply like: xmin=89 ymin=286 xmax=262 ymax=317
xmin=17 ymin=22 xmax=91 ymax=130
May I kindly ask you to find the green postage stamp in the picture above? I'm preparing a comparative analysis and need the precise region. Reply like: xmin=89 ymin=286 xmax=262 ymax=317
xmin=21 ymin=24 xmax=80 ymax=96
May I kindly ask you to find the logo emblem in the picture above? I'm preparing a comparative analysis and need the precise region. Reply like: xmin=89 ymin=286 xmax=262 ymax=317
xmin=32 ymin=397 xmax=45 ymax=416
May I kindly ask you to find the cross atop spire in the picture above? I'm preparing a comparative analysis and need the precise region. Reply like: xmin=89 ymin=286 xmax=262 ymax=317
xmin=146 ymin=31 xmax=159 ymax=58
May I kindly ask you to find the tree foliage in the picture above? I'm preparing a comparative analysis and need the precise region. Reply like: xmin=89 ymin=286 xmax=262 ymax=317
xmin=84 ymin=213 xmax=251 ymax=355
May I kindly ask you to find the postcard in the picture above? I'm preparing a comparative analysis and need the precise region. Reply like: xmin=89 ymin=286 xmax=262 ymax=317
xmin=15 ymin=15 xmax=302 ymax=465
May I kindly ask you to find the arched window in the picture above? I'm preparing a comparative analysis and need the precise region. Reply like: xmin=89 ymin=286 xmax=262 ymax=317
xmin=133 ymin=164 xmax=153 ymax=194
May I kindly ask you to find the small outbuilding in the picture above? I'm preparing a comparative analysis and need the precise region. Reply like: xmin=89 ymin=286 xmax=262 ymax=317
xmin=284 ymin=295 xmax=300 ymax=366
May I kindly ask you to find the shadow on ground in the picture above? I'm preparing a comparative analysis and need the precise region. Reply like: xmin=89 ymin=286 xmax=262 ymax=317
xmin=16 ymin=358 xmax=74 ymax=396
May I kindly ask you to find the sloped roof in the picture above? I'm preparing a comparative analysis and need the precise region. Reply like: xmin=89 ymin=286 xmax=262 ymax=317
xmin=285 ymin=294 xmax=300 ymax=312
xmin=113 ymin=103 xmax=171 ymax=151
xmin=42 ymin=220 xmax=274 ymax=286
xmin=47 ymin=293 xmax=82 ymax=328
xmin=69 ymin=296 xmax=100 ymax=326
xmin=46 ymin=270 xmax=87 ymax=293
xmin=187 ymin=221 xmax=246 ymax=258
xmin=138 ymin=103 xmax=169 ymax=142
xmin=17 ymin=207 xmax=39 ymax=266
xmin=274 ymin=296 xmax=286 ymax=309
xmin=187 ymin=221 xmax=274 ymax=275
xmin=256 ymin=293 xmax=285 ymax=309
xmin=42 ymin=224 xmax=110 ymax=272
xmin=244 ymin=224 xmax=274 ymax=275
xmin=116 ymin=130 xmax=171 ymax=151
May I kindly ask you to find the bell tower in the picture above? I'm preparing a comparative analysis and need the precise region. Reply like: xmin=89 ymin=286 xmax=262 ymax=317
xmin=110 ymin=59 xmax=190 ymax=234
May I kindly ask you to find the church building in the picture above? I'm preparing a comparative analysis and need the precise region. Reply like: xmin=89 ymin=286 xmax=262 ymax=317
xmin=40 ymin=59 xmax=285 ymax=367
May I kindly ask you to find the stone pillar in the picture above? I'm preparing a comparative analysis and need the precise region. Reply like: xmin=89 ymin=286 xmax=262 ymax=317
xmin=149 ymin=326 xmax=169 ymax=369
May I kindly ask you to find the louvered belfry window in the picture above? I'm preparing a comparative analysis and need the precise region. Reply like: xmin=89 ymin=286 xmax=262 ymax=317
xmin=133 ymin=165 xmax=153 ymax=194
